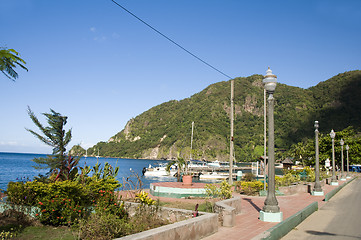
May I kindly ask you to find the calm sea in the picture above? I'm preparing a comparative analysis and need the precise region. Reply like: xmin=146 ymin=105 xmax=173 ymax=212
xmin=0 ymin=152 xmax=177 ymax=191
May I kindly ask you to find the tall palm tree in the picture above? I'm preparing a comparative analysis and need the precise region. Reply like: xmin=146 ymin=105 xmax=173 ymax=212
xmin=0 ymin=47 xmax=28 ymax=81
xmin=26 ymin=107 xmax=74 ymax=179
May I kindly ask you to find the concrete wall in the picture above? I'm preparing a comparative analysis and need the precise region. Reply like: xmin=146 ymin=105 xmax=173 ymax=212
xmin=214 ymin=196 xmax=241 ymax=227
xmin=124 ymin=201 xmax=194 ymax=223
xmin=117 ymin=202 xmax=218 ymax=240
xmin=278 ymin=179 xmax=328 ymax=195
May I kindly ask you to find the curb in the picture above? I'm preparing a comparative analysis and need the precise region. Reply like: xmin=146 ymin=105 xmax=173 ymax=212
xmin=324 ymin=177 xmax=356 ymax=202
xmin=252 ymin=201 xmax=318 ymax=240
xmin=253 ymin=177 xmax=357 ymax=240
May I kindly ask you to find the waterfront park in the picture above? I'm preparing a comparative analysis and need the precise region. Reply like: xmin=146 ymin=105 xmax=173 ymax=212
xmin=1 ymin=66 xmax=360 ymax=239
xmin=2 ymin=2 xmax=361 ymax=239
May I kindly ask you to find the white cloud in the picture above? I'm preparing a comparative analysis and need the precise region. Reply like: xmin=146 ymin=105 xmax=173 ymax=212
xmin=0 ymin=141 xmax=18 ymax=146
xmin=90 ymin=27 xmax=96 ymax=32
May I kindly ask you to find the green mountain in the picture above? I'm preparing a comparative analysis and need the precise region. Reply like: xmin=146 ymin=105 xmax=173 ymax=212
xmin=80 ymin=70 xmax=361 ymax=161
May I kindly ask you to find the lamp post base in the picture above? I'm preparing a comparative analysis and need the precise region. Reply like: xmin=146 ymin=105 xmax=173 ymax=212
xmin=260 ymin=211 xmax=283 ymax=222
xmin=346 ymin=176 xmax=351 ymax=179
xmin=340 ymin=177 xmax=347 ymax=181
xmin=330 ymin=181 xmax=339 ymax=186
xmin=311 ymin=190 xmax=324 ymax=196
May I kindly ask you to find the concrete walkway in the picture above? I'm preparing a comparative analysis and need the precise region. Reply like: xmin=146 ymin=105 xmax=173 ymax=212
xmin=282 ymin=178 xmax=361 ymax=240
xmin=201 ymin=177 xmax=356 ymax=240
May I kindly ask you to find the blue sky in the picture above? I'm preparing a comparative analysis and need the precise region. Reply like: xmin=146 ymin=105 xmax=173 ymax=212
xmin=1 ymin=0 xmax=360 ymax=154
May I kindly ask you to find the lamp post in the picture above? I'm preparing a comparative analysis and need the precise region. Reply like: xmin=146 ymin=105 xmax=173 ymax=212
xmin=260 ymin=67 xmax=283 ymax=222
xmin=312 ymin=121 xmax=323 ymax=195
xmin=340 ymin=139 xmax=346 ymax=181
xmin=330 ymin=130 xmax=338 ymax=186
xmin=346 ymin=145 xmax=350 ymax=179
xmin=263 ymin=88 xmax=267 ymax=191
xmin=229 ymin=79 xmax=234 ymax=184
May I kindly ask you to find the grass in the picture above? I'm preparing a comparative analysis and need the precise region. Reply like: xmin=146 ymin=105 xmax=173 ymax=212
xmin=1 ymin=198 xmax=216 ymax=239
xmin=12 ymin=226 xmax=74 ymax=240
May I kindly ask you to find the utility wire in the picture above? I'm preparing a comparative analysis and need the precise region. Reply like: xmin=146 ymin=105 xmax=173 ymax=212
xmin=110 ymin=0 xmax=233 ymax=80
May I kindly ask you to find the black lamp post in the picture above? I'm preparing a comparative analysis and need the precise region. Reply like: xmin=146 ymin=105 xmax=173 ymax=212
xmin=346 ymin=145 xmax=350 ymax=179
xmin=312 ymin=121 xmax=323 ymax=195
xmin=340 ymin=139 xmax=346 ymax=181
xmin=330 ymin=130 xmax=338 ymax=186
xmin=259 ymin=67 xmax=283 ymax=222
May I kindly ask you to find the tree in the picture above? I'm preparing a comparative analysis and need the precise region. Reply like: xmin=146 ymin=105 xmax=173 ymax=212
xmin=0 ymin=47 xmax=28 ymax=81
xmin=26 ymin=107 xmax=77 ymax=180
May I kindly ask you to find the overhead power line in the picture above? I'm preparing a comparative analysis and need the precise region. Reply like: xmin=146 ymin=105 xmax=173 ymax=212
xmin=110 ymin=0 xmax=233 ymax=80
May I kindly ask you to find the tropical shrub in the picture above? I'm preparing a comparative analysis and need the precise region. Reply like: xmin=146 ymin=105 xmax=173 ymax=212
xmin=6 ymin=176 xmax=122 ymax=226
xmin=238 ymin=181 xmax=264 ymax=195
xmin=205 ymin=180 xmax=233 ymax=199
xmin=242 ymin=172 xmax=256 ymax=182
xmin=134 ymin=191 xmax=156 ymax=206
xmin=275 ymin=173 xmax=301 ymax=187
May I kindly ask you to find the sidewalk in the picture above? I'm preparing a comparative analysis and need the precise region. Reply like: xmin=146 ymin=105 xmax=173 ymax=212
xmin=201 ymin=178 xmax=354 ymax=240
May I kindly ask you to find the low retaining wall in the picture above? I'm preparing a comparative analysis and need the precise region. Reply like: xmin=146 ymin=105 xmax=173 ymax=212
xmin=0 ymin=201 xmax=39 ymax=218
xmin=214 ymin=196 xmax=241 ymax=227
xmin=124 ymin=201 xmax=195 ymax=223
xmin=253 ymin=201 xmax=318 ymax=240
xmin=117 ymin=202 xmax=218 ymax=240
xmin=278 ymin=179 xmax=328 ymax=195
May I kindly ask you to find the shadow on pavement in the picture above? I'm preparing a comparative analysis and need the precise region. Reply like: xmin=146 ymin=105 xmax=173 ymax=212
xmin=243 ymin=198 xmax=261 ymax=212
xmin=306 ymin=230 xmax=359 ymax=239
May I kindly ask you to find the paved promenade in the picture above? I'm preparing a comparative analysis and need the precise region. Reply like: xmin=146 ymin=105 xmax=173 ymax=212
xmin=283 ymin=178 xmax=361 ymax=239
xmin=201 ymin=177 xmax=356 ymax=240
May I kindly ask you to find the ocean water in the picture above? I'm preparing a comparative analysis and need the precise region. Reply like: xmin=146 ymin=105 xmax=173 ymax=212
xmin=0 ymin=152 xmax=177 ymax=191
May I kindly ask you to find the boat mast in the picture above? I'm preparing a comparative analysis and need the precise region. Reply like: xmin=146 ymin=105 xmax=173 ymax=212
xmin=190 ymin=121 xmax=194 ymax=161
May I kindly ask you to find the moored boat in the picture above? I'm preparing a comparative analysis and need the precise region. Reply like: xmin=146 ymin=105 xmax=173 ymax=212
xmin=143 ymin=163 xmax=177 ymax=177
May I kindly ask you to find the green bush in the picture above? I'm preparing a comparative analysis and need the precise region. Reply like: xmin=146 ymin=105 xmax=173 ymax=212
xmin=6 ymin=177 xmax=122 ymax=226
xmin=238 ymin=181 xmax=264 ymax=195
xmin=276 ymin=173 xmax=300 ymax=187
xmin=134 ymin=191 xmax=156 ymax=206
xmin=242 ymin=172 xmax=256 ymax=182
xmin=205 ymin=180 xmax=233 ymax=199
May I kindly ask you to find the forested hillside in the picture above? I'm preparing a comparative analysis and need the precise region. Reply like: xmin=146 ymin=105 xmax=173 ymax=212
xmin=71 ymin=70 xmax=361 ymax=162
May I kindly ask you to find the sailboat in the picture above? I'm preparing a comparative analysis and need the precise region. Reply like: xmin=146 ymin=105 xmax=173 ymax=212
xmin=96 ymin=149 xmax=100 ymax=159
xmin=84 ymin=149 xmax=88 ymax=158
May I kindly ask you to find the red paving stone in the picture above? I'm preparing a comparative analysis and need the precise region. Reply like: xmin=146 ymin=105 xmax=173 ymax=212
xmin=202 ymin=179 xmax=351 ymax=240
xmin=134 ymin=178 xmax=355 ymax=240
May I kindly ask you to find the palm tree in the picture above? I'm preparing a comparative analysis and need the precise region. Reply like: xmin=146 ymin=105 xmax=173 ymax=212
xmin=166 ymin=156 xmax=187 ymax=182
xmin=0 ymin=47 xmax=28 ymax=81
xmin=26 ymin=106 xmax=75 ymax=179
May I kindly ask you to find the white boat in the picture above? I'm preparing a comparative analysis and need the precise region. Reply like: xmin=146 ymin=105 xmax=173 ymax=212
xmin=207 ymin=160 xmax=221 ymax=168
xmin=143 ymin=163 xmax=177 ymax=177
xmin=199 ymin=172 xmax=228 ymax=181
xmin=188 ymin=160 xmax=208 ymax=169
xmin=207 ymin=160 xmax=230 ymax=168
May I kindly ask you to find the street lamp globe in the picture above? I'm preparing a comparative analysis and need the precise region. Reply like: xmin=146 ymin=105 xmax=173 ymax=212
xmin=330 ymin=129 xmax=335 ymax=139
xmin=340 ymin=139 xmax=344 ymax=146
xmin=314 ymin=121 xmax=319 ymax=129
xmin=263 ymin=67 xmax=277 ymax=93
xmin=346 ymin=145 xmax=349 ymax=151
